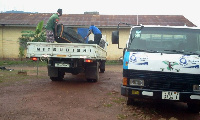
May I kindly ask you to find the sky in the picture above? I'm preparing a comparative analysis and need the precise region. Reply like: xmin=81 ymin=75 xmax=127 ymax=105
xmin=1 ymin=0 xmax=200 ymax=26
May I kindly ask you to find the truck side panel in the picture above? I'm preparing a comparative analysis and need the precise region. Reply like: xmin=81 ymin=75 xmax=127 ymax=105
xmin=27 ymin=42 xmax=107 ymax=60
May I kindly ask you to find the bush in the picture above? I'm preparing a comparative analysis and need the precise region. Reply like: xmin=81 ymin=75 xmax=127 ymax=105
xmin=18 ymin=21 xmax=46 ymax=61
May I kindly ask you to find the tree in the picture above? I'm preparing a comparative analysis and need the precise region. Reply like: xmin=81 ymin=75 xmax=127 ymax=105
xmin=18 ymin=20 xmax=46 ymax=60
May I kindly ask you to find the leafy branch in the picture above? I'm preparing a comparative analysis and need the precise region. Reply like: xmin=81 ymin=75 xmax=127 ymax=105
xmin=18 ymin=20 xmax=46 ymax=60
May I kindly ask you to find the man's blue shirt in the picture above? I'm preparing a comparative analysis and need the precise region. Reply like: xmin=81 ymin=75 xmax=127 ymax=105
xmin=89 ymin=25 xmax=101 ymax=35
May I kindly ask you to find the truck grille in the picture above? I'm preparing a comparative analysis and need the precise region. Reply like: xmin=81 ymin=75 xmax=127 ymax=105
xmin=124 ymin=69 xmax=200 ymax=92
xmin=149 ymin=81 xmax=188 ymax=91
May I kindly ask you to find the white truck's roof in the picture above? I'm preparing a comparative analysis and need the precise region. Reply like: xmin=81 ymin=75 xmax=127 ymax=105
xmin=132 ymin=25 xmax=200 ymax=30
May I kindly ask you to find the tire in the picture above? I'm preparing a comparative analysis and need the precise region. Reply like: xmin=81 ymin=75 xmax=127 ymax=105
xmin=71 ymin=69 xmax=79 ymax=75
xmin=87 ymin=79 xmax=97 ymax=82
xmin=48 ymin=65 xmax=65 ymax=81
xmin=187 ymin=103 xmax=200 ymax=113
xmin=127 ymin=97 xmax=135 ymax=105
xmin=50 ymin=77 xmax=61 ymax=81
xmin=55 ymin=24 xmax=84 ymax=43
xmin=71 ymin=72 xmax=79 ymax=75
xmin=50 ymin=71 xmax=65 ymax=81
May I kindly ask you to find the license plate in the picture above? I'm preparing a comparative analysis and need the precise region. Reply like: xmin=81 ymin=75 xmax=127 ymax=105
xmin=162 ymin=91 xmax=180 ymax=100
xmin=132 ymin=90 xmax=139 ymax=95
xmin=55 ymin=63 xmax=70 ymax=67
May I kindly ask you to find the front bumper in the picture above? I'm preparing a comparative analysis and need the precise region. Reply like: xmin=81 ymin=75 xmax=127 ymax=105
xmin=121 ymin=85 xmax=200 ymax=103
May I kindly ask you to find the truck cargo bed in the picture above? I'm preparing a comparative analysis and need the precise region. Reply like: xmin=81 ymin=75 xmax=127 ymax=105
xmin=26 ymin=42 xmax=107 ymax=60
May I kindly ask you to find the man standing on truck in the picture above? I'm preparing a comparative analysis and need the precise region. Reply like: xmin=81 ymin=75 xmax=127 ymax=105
xmin=45 ymin=9 xmax=62 ymax=43
xmin=84 ymin=25 xmax=102 ymax=45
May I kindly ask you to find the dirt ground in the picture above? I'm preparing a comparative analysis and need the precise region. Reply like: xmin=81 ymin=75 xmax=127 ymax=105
xmin=0 ymin=65 xmax=200 ymax=120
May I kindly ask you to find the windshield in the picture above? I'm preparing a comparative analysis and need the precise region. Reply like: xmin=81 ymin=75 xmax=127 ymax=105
xmin=128 ymin=27 xmax=200 ymax=54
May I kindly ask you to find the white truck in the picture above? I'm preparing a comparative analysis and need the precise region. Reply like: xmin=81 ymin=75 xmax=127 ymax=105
xmin=112 ymin=23 xmax=200 ymax=112
xmin=26 ymin=42 xmax=107 ymax=82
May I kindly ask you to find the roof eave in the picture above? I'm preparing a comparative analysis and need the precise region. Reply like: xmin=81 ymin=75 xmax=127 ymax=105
xmin=0 ymin=24 xmax=37 ymax=27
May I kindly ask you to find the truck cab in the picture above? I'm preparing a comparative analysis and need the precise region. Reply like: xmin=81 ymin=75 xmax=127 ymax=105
xmin=112 ymin=25 xmax=200 ymax=112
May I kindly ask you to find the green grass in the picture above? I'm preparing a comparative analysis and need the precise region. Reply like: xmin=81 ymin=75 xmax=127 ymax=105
xmin=0 ymin=70 xmax=28 ymax=85
xmin=0 ymin=69 xmax=47 ymax=86
xmin=117 ymin=114 xmax=127 ymax=119
xmin=105 ymin=60 xmax=122 ymax=65
xmin=103 ymin=103 xmax=113 ymax=107
xmin=0 ymin=59 xmax=47 ymax=67
xmin=112 ymin=97 xmax=126 ymax=104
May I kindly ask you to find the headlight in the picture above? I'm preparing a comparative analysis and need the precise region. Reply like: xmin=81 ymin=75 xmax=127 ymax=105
xmin=130 ymin=79 xmax=144 ymax=86
xmin=193 ymin=85 xmax=200 ymax=91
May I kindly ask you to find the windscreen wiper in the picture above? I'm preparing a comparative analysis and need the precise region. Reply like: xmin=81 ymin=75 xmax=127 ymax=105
xmin=164 ymin=50 xmax=185 ymax=54
xmin=184 ymin=51 xmax=200 ymax=55
xmin=163 ymin=50 xmax=200 ymax=55
xmin=128 ymin=48 xmax=146 ymax=52
xmin=128 ymin=49 xmax=159 ymax=53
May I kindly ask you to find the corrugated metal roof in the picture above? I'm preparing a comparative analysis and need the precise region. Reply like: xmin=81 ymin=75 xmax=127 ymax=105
xmin=0 ymin=13 xmax=196 ymax=27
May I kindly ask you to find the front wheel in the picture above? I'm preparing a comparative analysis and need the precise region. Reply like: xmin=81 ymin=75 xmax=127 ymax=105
xmin=187 ymin=103 xmax=200 ymax=113
xmin=127 ymin=97 xmax=135 ymax=105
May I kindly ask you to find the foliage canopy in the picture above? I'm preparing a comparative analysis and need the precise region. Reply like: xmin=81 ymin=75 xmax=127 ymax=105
xmin=18 ymin=21 xmax=46 ymax=60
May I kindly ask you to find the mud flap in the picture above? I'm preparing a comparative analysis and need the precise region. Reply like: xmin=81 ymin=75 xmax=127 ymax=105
xmin=48 ymin=66 xmax=58 ymax=77
xmin=99 ymin=60 xmax=106 ymax=73
xmin=85 ymin=62 xmax=99 ymax=82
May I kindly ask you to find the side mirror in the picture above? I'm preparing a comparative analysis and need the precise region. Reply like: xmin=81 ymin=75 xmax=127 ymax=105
xmin=112 ymin=31 xmax=119 ymax=44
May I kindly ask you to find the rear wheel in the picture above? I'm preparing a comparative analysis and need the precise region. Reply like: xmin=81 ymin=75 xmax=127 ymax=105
xmin=50 ymin=77 xmax=61 ymax=81
xmin=50 ymin=71 xmax=65 ymax=81
xmin=71 ymin=71 xmax=79 ymax=75
xmin=48 ymin=66 xmax=65 ymax=81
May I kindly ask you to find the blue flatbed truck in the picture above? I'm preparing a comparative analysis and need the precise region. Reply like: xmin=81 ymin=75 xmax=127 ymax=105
xmin=112 ymin=23 xmax=200 ymax=112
